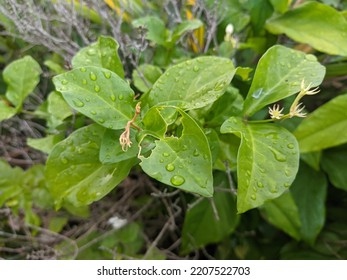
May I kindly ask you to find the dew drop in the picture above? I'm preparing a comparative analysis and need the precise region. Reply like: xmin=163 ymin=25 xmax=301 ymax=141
xmin=165 ymin=163 xmax=175 ymax=172
xmin=252 ymin=88 xmax=263 ymax=99
xmin=159 ymin=159 xmax=164 ymax=163
xmin=170 ymin=175 xmax=185 ymax=186
xmin=87 ymin=49 xmax=96 ymax=56
xmin=257 ymin=182 xmax=264 ymax=188
xmin=214 ymin=80 xmax=226 ymax=91
xmin=185 ymin=60 xmax=192 ymax=66
xmin=193 ymin=65 xmax=199 ymax=72
xmin=119 ymin=95 xmax=124 ymax=100
xmin=110 ymin=94 xmax=116 ymax=101
xmin=77 ymin=148 xmax=83 ymax=154
xmin=89 ymin=72 xmax=97 ymax=81
xmin=182 ymin=145 xmax=188 ymax=151
xmin=251 ymin=194 xmax=256 ymax=200
xmin=85 ymin=97 xmax=90 ymax=102
xmin=73 ymin=99 xmax=85 ymax=107
xmin=285 ymin=169 xmax=291 ymax=177
xmin=163 ymin=152 xmax=170 ymax=157
xmin=103 ymin=71 xmax=111 ymax=79
xmin=106 ymin=154 xmax=111 ymax=159
xmin=82 ymin=79 xmax=87 ymax=85
xmin=270 ymin=149 xmax=286 ymax=162
xmin=61 ymin=79 xmax=68 ymax=85
xmin=203 ymin=154 xmax=208 ymax=160
xmin=287 ymin=143 xmax=294 ymax=149
xmin=80 ymin=67 xmax=86 ymax=72
xmin=270 ymin=186 xmax=278 ymax=193
xmin=90 ymin=110 xmax=96 ymax=115
xmin=94 ymin=85 xmax=100 ymax=92
xmin=98 ymin=118 xmax=105 ymax=124
xmin=193 ymin=149 xmax=199 ymax=157
xmin=284 ymin=183 xmax=290 ymax=188
xmin=61 ymin=157 xmax=68 ymax=164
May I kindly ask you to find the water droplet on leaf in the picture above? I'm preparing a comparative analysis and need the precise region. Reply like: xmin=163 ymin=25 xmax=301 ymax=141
xmin=193 ymin=149 xmax=199 ymax=157
xmin=94 ymin=85 xmax=100 ymax=92
xmin=163 ymin=152 xmax=170 ymax=157
xmin=61 ymin=79 xmax=68 ymax=85
xmin=251 ymin=194 xmax=256 ymax=200
xmin=193 ymin=65 xmax=199 ymax=72
xmin=73 ymin=99 xmax=85 ymax=107
xmin=61 ymin=157 xmax=68 ymax=164
xmin=170 ymin=175 xmax=185 ymax=186
xmin=165 ymin=163 xmax=175 ymax=172
xmin=80 ymin=67 xmax=86 ymax=72
xmin=103 ymin=71 xmax=111 ymax=79
xmin=252 ymin=88 xmax=263 ymax=99
xmin=89 ymin=72 xmax=97 ymax=81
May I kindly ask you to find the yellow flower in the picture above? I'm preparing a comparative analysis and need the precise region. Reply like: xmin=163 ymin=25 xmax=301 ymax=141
xmin=269 ymin=104 xmax=284 ymax=119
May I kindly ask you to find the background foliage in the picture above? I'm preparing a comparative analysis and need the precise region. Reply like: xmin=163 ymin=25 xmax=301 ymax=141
xmin=0 ymin=0 xmax=347 ymax=260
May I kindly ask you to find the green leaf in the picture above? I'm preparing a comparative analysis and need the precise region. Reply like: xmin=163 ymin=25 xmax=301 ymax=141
xmin=132 ymin=16 xmax=167 ymax=46
xmin=99 ymin=129 xmax=139 ymax=164
xmin=181 ymin=172 xmax=239 ymax=255
xmin=46 ymin=124 xmax=135 ymax=208
xmin=132 ymin=64 xmax=162 ymax=93
xmin=0 ymin=160 xmax=23 ymax=206
xmin=221 ymin=117 xmax=299 ymax=213
xmin=294 ymin=94 xmax=347 ymax=152
xmin=141 ymin=106 xmax=168 ymax=139
xmin=0 ymin=100 xmax=17 ymax=121
xmin=291 ymin=162 xmax=327 ymax=244
xmin=72 ymin=36 xmax=124 ymax=78
xmin=269 ymin=0 xmax=291 ymax=13
xmin=144 ymin=57 xmax=236 ymax=110
xmin=300 ymin=151 xmax=321 ymax=171
xmin=140 ymin=107 xmax=213 ymax=197
xmin=266 ymin=2 xmax=347 ymax=56
xmin=3 ymin=55 xmax=41 ymax=108
xmin=243 ymin=45 xmax=325 ymax=117
xmin=27 ymin=134 xmax=64 ymax=154
xmin=53 ymin=66 xmax=135 ymax=130
xmin=262 ymin=191 xmax=301 ymax=240
xmin=170 ymin=19 xmax=203 ymax=45
xmin=322 ymin=145 xmax=347 ymax=191
xmin=47 ymin=91 xmax=72 ymax=121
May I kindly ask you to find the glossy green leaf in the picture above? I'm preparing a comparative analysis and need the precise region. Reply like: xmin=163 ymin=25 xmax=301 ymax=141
xmin=140 ymin=107 xmax=213 ymax=197
xmin=243 ymin=45 xmax=325 ymax=117
xmin=322 ymin=145 xmax=347 ymax=191
xmin=266 ymin=2 xmax=347 ymax=56
xmin=72 ymin=36 xmax=124 ymax=78
xmin=46 ymin=124 xmax=135 ymax=208
xmin=221 ymin=117 xmax=299 ymax=213
xmin=181 ymin=172 xmax=239 ymax=254
xmin=294 ymin=94 xmax=347 ymax=152
xmin=300 ymin=151 xmax=321 ymax=171
xmin=291 ymin=162 xmax=327 ymax=244
xmin=262 ymin=191 xmax=301 ymax=240
xmin=132 ymin=16 xmax=167 ymax=46
xmin=145 ymin=57 xmax=236 ymax=110
xmin=53 ymin=66 xmax=135 ymax=130
xmin=132 ymin=64 xmax=162 ymax=93
xmin=99 ymin=129 xmax=139 ymax=164
xmin=3 ymin=56 xmax=41 ymax=108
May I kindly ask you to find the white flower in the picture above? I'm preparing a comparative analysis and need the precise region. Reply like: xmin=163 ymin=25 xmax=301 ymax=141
xmin=269 ymin=104 xmax=284 ymax=119
xmin=108 ymin=216 xmax=127 ymax=230
xmin=225 ymin=24 xmax=234 ymax=35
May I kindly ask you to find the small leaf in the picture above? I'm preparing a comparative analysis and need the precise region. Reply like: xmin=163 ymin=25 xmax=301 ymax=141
xmin=140 ymin=107 xmax=213 ymax=197
xmin=291 ymin=162 xmax=327 ymax=244
xmin=243 ymin=45 xmax=325 ymax=117
xmin=132 ymin=16 xmax=167 ymax=46
xmin=141 ymin=106 xmax=168 ymax=139
xmin=221 ymin=117 xmax=299 ymax=213
xmin=266 ymin=2 xmax=347 ymax=56
xmin=99 ymin=129 xmax=139 ymax=164
xmin=144 ymin=56 xmax=235 ymax=110
xmin=72 ymin=36 xmax=124 ymax=78
xmin=294 ymin=94 xmax=347 ymax=152
xmin=181 ymin=172 xmax=239 ymax=255
xmin=170 ymin=19 xmax=203 ymax=45
xmin=46 ymin=124 xmax=135 ymax=208
xmin=53 ymin=66 xmax=135 ymax=130
xmin=27 ymin=134 xmax=64 ymax=154
xmin=3 ymin=55 xmax=41 ymax=108
xmin=269 ymin=0 xmax=291 ymax=13
xmin=262 ymin=191 xmax=301 ymax=240
xmin=0 ymin=100 xmax=17 ymax=121
xmin=132 ymin=64 xmax=162 ymax=92
xmin=321 ymin=145 xmax=347 ymax=191
xmin=47 ymin=91 xmax=72 ymax=121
